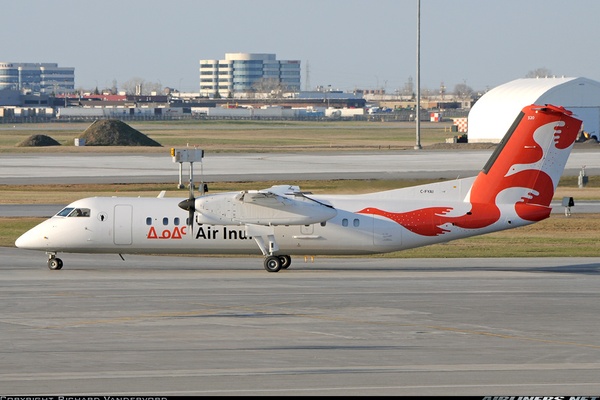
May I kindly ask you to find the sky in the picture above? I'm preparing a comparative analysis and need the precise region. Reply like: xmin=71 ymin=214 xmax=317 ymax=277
xmin=3 ymin=0 xmax=600 ymax=94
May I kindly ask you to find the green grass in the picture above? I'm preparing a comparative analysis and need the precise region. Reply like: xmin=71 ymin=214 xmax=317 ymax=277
xmin=1 ymin=218 xmax=40 ymax=247
xmin=0 ymin=119 xmax=455 ymax=151
xmin=384 ymin=209 xmax=600 ymax=258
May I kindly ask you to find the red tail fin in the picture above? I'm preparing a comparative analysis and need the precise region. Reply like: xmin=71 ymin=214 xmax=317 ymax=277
xmin=357 ymin=104 xmax=582 ymax=236
xmin=466 ymin=104 xmax=581 ymax=221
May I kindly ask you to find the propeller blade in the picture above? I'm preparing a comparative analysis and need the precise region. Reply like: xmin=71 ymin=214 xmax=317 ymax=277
xmin=178 ymin=196 xmax=195 ymax=230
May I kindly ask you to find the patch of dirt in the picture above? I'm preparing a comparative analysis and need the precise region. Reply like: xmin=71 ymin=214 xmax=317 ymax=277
xmin=16 ymin=134 xmax=61 ymax=147
xmin=78 ymin=119 xmax=162 ymax=146
xmin=428 ymin=141 xmax=600 ymax=150
xmin=425 ymin=142 xmax=498 ymax=150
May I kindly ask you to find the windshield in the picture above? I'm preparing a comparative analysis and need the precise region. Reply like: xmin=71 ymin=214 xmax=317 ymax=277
xmin=56 ymin=207 xmax=74 ymax=217
xmin=56 ymin=207 xmax=90 ymax=217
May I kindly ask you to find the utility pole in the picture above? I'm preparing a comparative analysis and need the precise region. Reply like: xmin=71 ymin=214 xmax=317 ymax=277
xmin=414 ymin=0 xmax=422 ymax=150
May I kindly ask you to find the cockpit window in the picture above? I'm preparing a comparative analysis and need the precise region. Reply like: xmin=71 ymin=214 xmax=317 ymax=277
xmin=56 ymin=207 xmax=74 ymax=217
xmin=56 ymin=207 xmax=90 ymax=217
xmin=71 ymin=208 xmax=90 ymax=217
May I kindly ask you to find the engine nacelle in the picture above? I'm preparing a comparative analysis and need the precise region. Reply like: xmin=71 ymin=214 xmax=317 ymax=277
xmin=194 ymin=191 xmax=337 ymax=226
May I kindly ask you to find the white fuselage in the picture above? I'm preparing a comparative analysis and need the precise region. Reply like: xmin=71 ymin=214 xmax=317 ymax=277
xmin=15 ymin=177 xmax=532 ymax=257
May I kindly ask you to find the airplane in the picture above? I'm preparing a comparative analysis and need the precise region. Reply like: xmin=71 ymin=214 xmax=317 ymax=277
xmin=15 ymin=104 xmax=582 ymax=272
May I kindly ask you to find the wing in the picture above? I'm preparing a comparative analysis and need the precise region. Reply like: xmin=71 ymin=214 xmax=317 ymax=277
xmin=194 ymin=185 xmax=337 ymax=226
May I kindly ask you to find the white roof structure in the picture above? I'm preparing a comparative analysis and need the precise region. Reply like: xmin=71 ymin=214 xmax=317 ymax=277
xmin=468 ymin=77 xmax=600 ymax=142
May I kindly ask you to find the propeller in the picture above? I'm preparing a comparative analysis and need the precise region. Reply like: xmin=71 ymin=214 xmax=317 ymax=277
xmin=174 ymin=150 xmax=206 ymax=233
xmin=178 ymin=181 xmax=195 ymax=231
xmin=178 ymin=180 xmax=210 ymax=232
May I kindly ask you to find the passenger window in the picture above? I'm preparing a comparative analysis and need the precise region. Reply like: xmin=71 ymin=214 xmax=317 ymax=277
xmin=146 ymin=217 xmax=152 ymax=225
xmin=342 ymin=218 xmax=348 ymax=227
xmin=353 ymin=218 xmax=360 ymax=227
xmin=163 ymin=217 xmax=169 ymax=225
xmin=174 ymin=217 xmax=180 ymax=226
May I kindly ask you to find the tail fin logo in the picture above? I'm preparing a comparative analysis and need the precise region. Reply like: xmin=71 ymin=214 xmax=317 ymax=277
xmin=358 ymin=104 xmax=582 ymax=236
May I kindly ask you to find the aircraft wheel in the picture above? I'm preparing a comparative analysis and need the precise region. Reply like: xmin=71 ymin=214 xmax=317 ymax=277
xmin=278 ymin=255 xmax=292 ymax=269
xmin=264 ymin=255 xmax=282 ymax=272
xmin=48 ymin=258 xmax=63 ymax=270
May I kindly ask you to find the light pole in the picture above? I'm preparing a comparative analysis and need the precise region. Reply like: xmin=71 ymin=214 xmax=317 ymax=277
xmin=414 ymin=0 xmax=422 ymax=150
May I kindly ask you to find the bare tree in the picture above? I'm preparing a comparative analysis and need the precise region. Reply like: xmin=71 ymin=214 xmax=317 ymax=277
xmin=252 ymin=78 xmax=286 ymax=98
xmin=110 ymin=79 xmax=118 ymax=95
xmin=454 ymin=82 xmax=473 ymax=100
xmin=526 ymin=68 xmax=553 ymax=78
xmin=421 ymin=86 xmax=432 ymax=100
xmin=403 ymin=76 xmax=414 ymax=97
xmin=121 ymin=77 xmax=163 ymax=95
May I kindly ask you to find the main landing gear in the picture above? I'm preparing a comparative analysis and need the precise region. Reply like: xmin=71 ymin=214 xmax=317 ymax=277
xmin=246 ymin=224 xmax=292 ymax=272
xmin=47 ymin=252 xmax=63 ymax=270
xmin=263 ymin=254 xmax=292 ymax=273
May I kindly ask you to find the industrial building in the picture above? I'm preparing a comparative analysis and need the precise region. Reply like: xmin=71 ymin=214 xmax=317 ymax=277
xmin=467 ymin=77 xmax=600 ymax=142
xmin=199 ymin=53 xmax=301 ymax=98
xmin=0 ymin=62 xmax=75 ymax=94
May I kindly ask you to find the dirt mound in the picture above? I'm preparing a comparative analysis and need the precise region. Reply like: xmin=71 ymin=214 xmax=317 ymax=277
xmin=78 ymin=119 xmax=162 ymax=146
xmin=17 ymin=134 xmax=61 ymax=147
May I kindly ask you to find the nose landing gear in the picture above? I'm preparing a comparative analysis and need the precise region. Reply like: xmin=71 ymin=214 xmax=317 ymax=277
xmin=47 ymin=253 xmax=63 ymax=270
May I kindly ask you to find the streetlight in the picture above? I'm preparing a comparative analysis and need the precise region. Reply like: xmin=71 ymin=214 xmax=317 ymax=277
xmin=414 ymin=0 xmax=422 ymax=150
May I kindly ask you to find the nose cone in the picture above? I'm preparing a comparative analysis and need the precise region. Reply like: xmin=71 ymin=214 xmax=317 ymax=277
xmin=15 ymin=225 xmax=47 ymax=250
xmin=178 ymin=198 xmax=195 ymax=212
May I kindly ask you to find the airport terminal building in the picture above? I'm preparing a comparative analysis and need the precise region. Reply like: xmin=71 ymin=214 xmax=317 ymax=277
xmin=199 ymin=53 xmax=301 ymax=98
xmin=0 ymin=62 xmax=75 ymax=94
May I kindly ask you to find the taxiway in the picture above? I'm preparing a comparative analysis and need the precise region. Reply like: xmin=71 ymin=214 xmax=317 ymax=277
xmin=2 ymin=248 xmax=600 ymax=395
xmin=2 ymin=149 xmax=600 ymax=396
xmin=1 ymin=148 xmax=599 ymax=184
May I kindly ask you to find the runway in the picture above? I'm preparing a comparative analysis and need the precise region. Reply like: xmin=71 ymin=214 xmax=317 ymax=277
xmin=3 ymin=248 xmax=600 ymax=396
xmin=1 ymin=148 xmax=599 ymax=184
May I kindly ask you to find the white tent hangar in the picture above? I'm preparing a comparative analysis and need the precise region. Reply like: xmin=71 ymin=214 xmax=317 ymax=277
xmin=467 ymin=77 xmax=600 ymax=143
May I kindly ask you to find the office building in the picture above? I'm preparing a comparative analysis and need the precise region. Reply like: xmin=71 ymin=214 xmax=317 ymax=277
xmin=0 ymin=62 xmax=75 ymax=94
xmin=199 ymin=53 xmax=300 ymax=97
